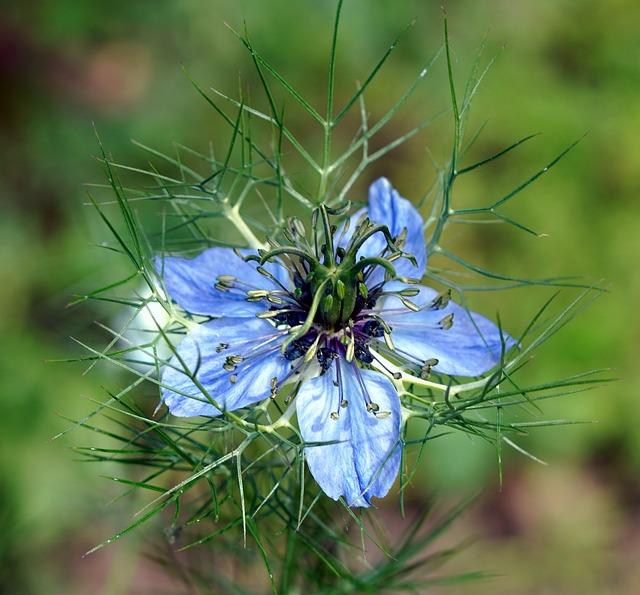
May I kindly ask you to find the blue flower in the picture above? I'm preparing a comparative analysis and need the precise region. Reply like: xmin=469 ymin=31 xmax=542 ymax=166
xmin=157 ymin=177 xmax=515 ymax=507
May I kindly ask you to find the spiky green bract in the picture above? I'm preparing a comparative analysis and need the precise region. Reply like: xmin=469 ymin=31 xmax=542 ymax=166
xmin=61 ymin=3 xmax=608 ymax=592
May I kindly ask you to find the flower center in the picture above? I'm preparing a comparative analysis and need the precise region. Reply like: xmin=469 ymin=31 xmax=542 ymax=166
xmin=217 ymin=205 xmax=420 ymax=370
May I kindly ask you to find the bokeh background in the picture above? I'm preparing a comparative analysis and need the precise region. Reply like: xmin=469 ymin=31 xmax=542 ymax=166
xmin=1 ymin=0 xmax=638 ymax=593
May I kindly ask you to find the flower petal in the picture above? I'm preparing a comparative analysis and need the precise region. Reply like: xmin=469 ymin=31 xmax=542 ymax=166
xmin=156 ymin=248 xmax=290 ymax=317
xmin=161 ymin=317 xmax=291 ymax=417
xmin=367 ymin=178 xmax=426 ymax=277
xmin=296 ymin=365 xmax=401 ymax=507
xmin=338 ymin=178 xmax=426 ymax=285
xmin=380 ymin=285 xmax=515 ymax=377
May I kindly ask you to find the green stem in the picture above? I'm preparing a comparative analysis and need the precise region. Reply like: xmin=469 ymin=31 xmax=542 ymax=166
xmin=226 ymin=204 xmax=264 ymax=250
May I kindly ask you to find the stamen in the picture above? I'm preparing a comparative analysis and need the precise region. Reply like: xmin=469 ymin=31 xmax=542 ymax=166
xmin=216 ymin=275 xmax=236 ymax=286
xmin=255 ymin=265 xmax=290 ymax=293
xmin=335 ymin=215 xmax=351 ymax=248
xmin=368 ymin=349 xmax=402 ymax=380
xmin=290 ymin=217 xmax=306 ymax=239
xmin=420 ymin=358 xmax=440 ymax=379
xmin=352 ymin=363 xmax=379 ymax=416
xmin=317 ymin=347 xmax=337 ymax=373
xmin=395 ymin=228 xmax=408 ymax=250
xmin=246 ymin=290 xmax=270 ymax=299
xmin=430 ymin=289 xmax=452 ymax=310
xmin=332 ymin=353 xmax=346 ymax=420
xmin=303 ymin=333 xmax=322 ymax=363
xmin=398 ymin=288 xmax=420 ymax=297
xmin=439 ymin=313 xmax=454 ymax=330
xmin=399 ymin=297 xmax=421 ymax=312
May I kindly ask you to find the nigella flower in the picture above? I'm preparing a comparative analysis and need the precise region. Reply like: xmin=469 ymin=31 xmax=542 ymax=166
xmin=156 ymin=178 xmax=514 ymax=507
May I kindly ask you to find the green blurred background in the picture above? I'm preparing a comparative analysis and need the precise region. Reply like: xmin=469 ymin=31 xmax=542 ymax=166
xmin=1 ymin=0 xmax=638 ymax=593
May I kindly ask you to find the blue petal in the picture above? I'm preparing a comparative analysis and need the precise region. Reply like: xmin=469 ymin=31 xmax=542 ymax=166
xmin=161 ymin=317 xmax=291 ymax=417
xmin=156 ymin=248 xmax=290 ymax=318
xmin=296 ymin=365 xmax=401 ymax=507
xmin=380 ymin=285 xmax=515 ymax=377
xmin=338 ymin=178 xmax=426 ymax=284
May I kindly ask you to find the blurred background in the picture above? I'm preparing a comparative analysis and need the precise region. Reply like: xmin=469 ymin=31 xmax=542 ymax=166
xmin=1 ymin=0 xmax=638 ymax=593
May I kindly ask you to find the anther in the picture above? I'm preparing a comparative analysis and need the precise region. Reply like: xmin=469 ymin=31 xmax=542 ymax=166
xmin=375 ymin=411 xmax=391 ymax=419
xmin=400 ymin=297 xmax=421 ymax=312
xmin=430 ymin=289 xmax=452 ymax=310
xmin=229 ymin=374 xmax=238 ymax=384
xmin=216 ymin=342 xmax=229 ymax=353
xmin=216 ymin=275 xmax=236 ymax=285
xmin=291 ymin=217 xmax=306 ymax=238
xmin=255 ymin=265 xmax=290 ymax=293
xmin=398 ymin=277 xmax=421 ymax=285
xmin=303 ymin=335 xmax=321 ymax=363
xmin=395 ymin=228 xmax=407 ymax=250
xmin=366 ymin=402 xmax=380 ymax=413
xmin=223 ymin=354 xmax=244 ymax=371
xmin=387 ymin=252 xmax=403 ymax=263
xmin=330 ymin=411 xmax=340 ymax=420
xmin=341 ymin=399 xmax=349 ymax=408
xmin=346 ymin=336 xmax=355 ymax=363
xmin=398 ymin=288 xmax=420 ymax=297
xmin=439 ymin=313 xmax=454 ymax=330
xmin=256 ymin=310 xmax=281 ymax=319
xmin=420 ymin=358 xmax=439 ymax=379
